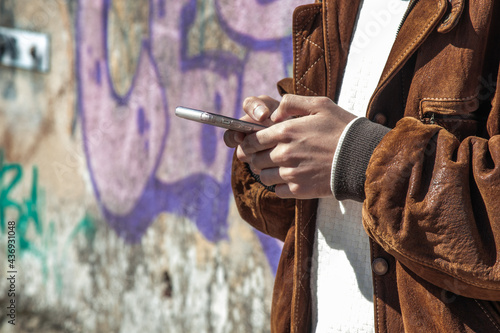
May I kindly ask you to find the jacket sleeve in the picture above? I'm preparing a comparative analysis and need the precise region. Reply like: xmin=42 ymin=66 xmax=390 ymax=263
xmin=231 ymin=154 xmax=295 ymax=242
xmin=357 ymin=73 xmax=500 ymax=301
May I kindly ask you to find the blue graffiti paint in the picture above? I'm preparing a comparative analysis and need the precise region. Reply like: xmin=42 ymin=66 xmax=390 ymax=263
xmin=254 ymin=230 xmax=281 ymax=275
xmin=95 ymin=60 xmax=102 ymax=85
xmin=100 ymin=173 xmax=231 ymax=242
xmin=201 ymin=92 xmax=223 ymax=166
xmin=137 ymin=106 xmax=150 ymax=135
xmin=201 ymin=123 xmax=217 ymax=166
xmin=137 ymin=106 xmax=151 ymax=151
xmin=157 ymin=0 xmax=166 ymax=18
xmin=213 ymin=0 xmax=293 ymax=53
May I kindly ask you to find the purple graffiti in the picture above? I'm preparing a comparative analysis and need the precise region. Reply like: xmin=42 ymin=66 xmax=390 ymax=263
xmin=76 ymin=0 xmax=310 ymax=274
xmin=215 ymin=0 xmax=304 ymax=40
xmin=158 ymin=0 xmax=166 ymax=18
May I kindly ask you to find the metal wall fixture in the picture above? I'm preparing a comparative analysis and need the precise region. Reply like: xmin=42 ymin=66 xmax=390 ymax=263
xmin=0 ymin=26 xmax=50 ymax=73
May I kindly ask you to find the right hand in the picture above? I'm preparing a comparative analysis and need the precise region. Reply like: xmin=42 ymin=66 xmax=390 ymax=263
xmin=225 ymin=94 xmax=356 ymax=199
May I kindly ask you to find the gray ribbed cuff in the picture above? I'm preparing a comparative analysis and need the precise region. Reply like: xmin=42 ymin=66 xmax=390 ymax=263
xmin=333 ymin=117 xmax=390 ymax=202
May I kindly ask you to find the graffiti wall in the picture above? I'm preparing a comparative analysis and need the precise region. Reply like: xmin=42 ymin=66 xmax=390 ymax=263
xmin=0 ymin=0 xmax=311 ymax=332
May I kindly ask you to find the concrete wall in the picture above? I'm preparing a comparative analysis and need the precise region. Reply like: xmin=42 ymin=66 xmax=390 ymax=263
xmin=0 ymin=0 xmax=311 ymax=331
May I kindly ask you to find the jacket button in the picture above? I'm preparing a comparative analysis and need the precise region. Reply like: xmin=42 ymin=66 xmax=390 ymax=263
xmin=373 ymin=113 xmax=387 ymax=125
xmin=372 ymin=258 xmax=389 ymax=276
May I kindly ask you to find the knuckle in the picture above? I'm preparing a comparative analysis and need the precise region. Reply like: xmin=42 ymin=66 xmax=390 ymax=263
xmin=310 ymin=96 xmax=331 ymax=109
xmin=280 ymin=94 xmax=293 ymax=107
xmin=279 ymin=167 xmax=293 ymax=181
xmin=275 ymin=125 xmax=292 ymax=142
xmin=317 ymin=96 xmax=331 ymax=104
xmin=277 ymin=145 xmax=297 ymax=166
xmin=317 ymin=96 xmax=330 ymax=104
xmin=236 ymin=147 xmax=248 ymax=162
xmin=288 ymin=183 xmax=301 ymax=196
xmin=283 ymin=168 xmax=300 ymax=183
xmin=242 ymin=96 xmax=256 ymax=110
xmin=278 ymin=145 xmax=292 ymax=163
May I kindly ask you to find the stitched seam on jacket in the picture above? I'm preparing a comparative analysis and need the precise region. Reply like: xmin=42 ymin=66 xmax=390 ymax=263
xmin=297 ymin=82 xmax=320 ymax=95
xmin=297 ymin=82 xmax=318 ymax=96
xmin=475 ymin=299 xmax=500 ymax=332
xmin=301 ymin=212 xmax=313 ymax=247
xmin=422 ymin=94 xmax=478 ymax=102
xmin=380 ymin=0 xmax=443 ymax=84
xmin=364 ymin=221 xmax=500 ymax=290
xmin=419 ymin=94 xmax=480 ymax=119
xmin=296 ymin=207 xmax=315 ymax=331
xmin=324 ymin=0 xmax=332 ymax=97
xmin=294 ymin=200 xmax=303 ymax=332
xmin=294 ymin=6 xmax=323 ymax=97
xmin=371 ymin=239 xmax=382 ymax=333
xmin=294 ymin=10 xmax=301 ymax=96
xmin=297 ymin=7 xmax=322 ymax=30
xmin=434 ymin=119 xmax=478 ymax=123
xmin=296 ymin=56 xmax=325 ymax=84
xmin=295 ymin=33 xmax=325 ymax=53
xmin=294 ymin=7 xmax=320 ymax=81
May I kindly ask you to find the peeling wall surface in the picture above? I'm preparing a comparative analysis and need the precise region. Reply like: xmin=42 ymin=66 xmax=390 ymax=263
xmin=0 ymin=0 xmax=312 ymax=332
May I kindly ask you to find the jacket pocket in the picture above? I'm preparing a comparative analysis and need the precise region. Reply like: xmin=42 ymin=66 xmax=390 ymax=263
xmin=420 ymin=96 xmax=482 ymax=140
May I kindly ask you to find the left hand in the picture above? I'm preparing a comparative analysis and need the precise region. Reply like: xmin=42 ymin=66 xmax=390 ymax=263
xmin=236 ymin=94 xmax=356 ymax=199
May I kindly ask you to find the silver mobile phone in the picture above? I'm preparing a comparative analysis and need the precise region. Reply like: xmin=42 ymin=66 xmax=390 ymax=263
xmin=175 ymin=106 xmax=267 ymax=133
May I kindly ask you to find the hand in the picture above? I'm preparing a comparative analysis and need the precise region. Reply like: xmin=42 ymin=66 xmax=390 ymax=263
xmin=227 ymin=94 xmax=356 ymax=199
xmin=224 ymin=95 xmax=280 ymax=148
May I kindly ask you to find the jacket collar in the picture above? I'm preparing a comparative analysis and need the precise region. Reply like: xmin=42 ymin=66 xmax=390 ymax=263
xmin=366 ymin=0 xmax=448 ymax=118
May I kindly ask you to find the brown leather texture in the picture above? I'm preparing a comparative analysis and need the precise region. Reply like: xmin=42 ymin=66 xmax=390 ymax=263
xmin=231 ymin=0 xmax=500 ymax=332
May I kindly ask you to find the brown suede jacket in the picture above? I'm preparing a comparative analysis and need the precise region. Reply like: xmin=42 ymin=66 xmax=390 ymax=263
xmin=231 ymin=0 xmax=500 ymax=332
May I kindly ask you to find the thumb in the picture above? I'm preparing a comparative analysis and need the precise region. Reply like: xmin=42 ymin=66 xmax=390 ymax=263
xmin=270 ymin=95 xmax=320 ymax=123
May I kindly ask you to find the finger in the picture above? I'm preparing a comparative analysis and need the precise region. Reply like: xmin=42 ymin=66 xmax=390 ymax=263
xmin=242 ymin=95 xmax=279 ymax=122
xmin=274 ymin=184 xmax=295 ymax=199
xmin=271 ymin=94 xmax=333 ymax=123
xmin=235 ymin=145 xmax=251 ymax=163
xmin=243 ymin=96 xmax=269 ymax=121
xmin=251 ymin=147 xmax=288 ymax=170
xmin=251 ymin=150 xmax=274 ymax=170
xmin=256 ymin=172 xmax=299 ymax=198
xmin=259 ymin=167 xmax=284 ymax=186
xmin=239 ymin=128 xmax=279 ymax=155
xmin=223 ymin=130 xmax=245 ymax=148
xmin=258 ymin=168 xmax=306 ymax=199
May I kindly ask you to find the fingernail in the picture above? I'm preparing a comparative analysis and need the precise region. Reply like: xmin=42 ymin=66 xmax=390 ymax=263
xmin=270 ymin=112 xmax=277 ymax=122
xmin=253 ymin=105 xmax=265 ymax=120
